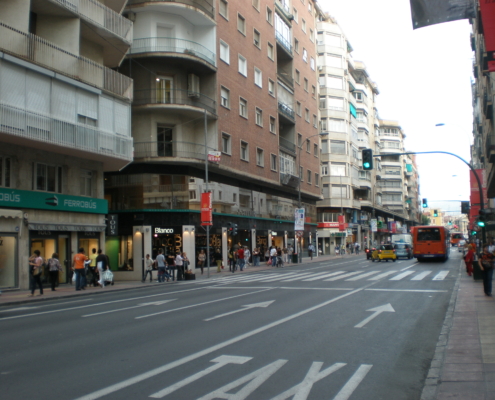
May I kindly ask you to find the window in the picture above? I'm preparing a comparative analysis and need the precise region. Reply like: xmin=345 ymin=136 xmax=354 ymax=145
xmin=219 ymin=191 xmax=222 ymax=200
xmin=330 ymin=140 xmax=346 ymax=154
xmin=220 ymin=86 xmax=230 ymax=108
xmin=314 ymin=143 xmax=318 ymax=156
xmin=34 ymin=163 xmax=62 ymax=193
xmin=322 ymin=162 xmax=329 ymax=175
xmin=307 ymin=170 xmax=312 ymax=184
xmin=315 ymin=173 xmax=319 ymax=186
xmin=293 ymin=8 xmax=298 ymax=22
xmin=280 ymin=153 xmax=295 ymax=175
xmin=302 ymin=19 xmax=306 ymax=32
xmin=331 ymin=184 xmax=348 ymax=198
xmin=305 ymin=108 xmax=310 ymax=122
xmin=256 ymin=148 xmax=264 ymax=166
xmin=331 ymin=162 xmax=347 ymax=176
xmin=241 ymin=141 xmax=249 ymax=161
xmin=321 ymin=139 xmax=328 ymax=153
xmin=239 ymin=98 xmax=248 ymax=118
xmin=328 ymin=96 xmax=344 ymax=110
xmin=268 ymin=79 xmax=275 ymax=96
xmin=320 ymin=117 xmax=327 ymax=131
xmin=296 ymin=102 xmax=302 ymax=116
xmin=295 ymin=70 xmax=300 ymax=84
xmin=254 ymin=68 xmax=262 ymax=87
xmin=319 ymin=96 xmax=326 ymax=109
xmin=308 ymin=1 xmax=312 ymax=12
xmin=353 ymin=91 xmax=364 ymax=102
xmin=306 ymin=139 xmax=310 ymax=152
xmin=311 ymin=85 xmax=316 ymax=97
xmin=294 ymin=38 xmax=299 ymax=53
xmin=80 ymin=169 xmax=93 ymax=196
xmin=238 ymin=14 xmax=246 ymax=35
xmin=255 ymin=107 xmax=263 ymax=126
xmin=326 ymin=33 xmax=342 ymax=47
xmin=325 ymin=54 xmax=342 ymax=68
xmin=189 ymin=190 xmax=197 ymax=200
xmin=327 ymin=75 xmax=343 ymax=89
xmin=219 ymin=0 xmax=228 ymax=19
xmin=310 ymin=29 xmax=314 ymax=42
xmin=270 ymin=154 xmax=277 ymax=171
xmin=266 ymin=7 xmax=273 ymax=24
xmin=220 ymin=40 xmax=230 ymax=64
xmin=302 ymin=48 xmax=308 ymax=62
xmin=233 ymin=193 xmax=237 ymax=203
xmin=0 ymin=157 xmax=11 ymax=187
xmin=238 ymin=55 xmax=247 ymax=76
xmin=310 ymin=57 xmax=315 ymax=71
xmin=253 ymin=29 xmax=261 ymax=48
xmin=222 ymin=133 xmax=231 ymax=154
xmin=252 ymin=0 xmax=260 ymax=10
xmin=269 ymin=116 xmax=276 ymax=133
xmin=313 ymin=115 xmax=317 ymax=128
xmin=298 ymin=133 xmax=303 ymax=147
xmin=268 ymin=42 xmax=274 ymax=60
xmin=328 ymin=118 xmax=346 ymax=132
xmin=304 ymin=78 xmax=308 ymax=91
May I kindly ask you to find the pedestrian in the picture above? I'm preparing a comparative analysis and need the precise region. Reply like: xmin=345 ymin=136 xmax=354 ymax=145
xmin=47 ymin=252 xmax=63 ymax=291
xmin=214 ymin=249 xmax=223 ymax=273
xmin=175 ymin=252 xmax=184 ymax=280
xmin=277 ymin=247 xmax=284 ymax=267
xmin=182 ymin=252 xmax=190 ymax=273
xmin=73 ymin=247 xmax=88 ymax=291
xmin=489 ymin=240 xmax=495 ymax=254
xmin=237 ymin=246 xmax=245 ymax=271
xmin=479 ymin=245 xmax=494 ymax=296
xmin=252 ymin=248 xmax=260 ymax=266
xmin=464 ymin=244 xmax=475 ymax=276
xmin=244 ymin=247 xmax=251 ymax=268
xmin=198 ymin=249 xmax=206 ymax=275
xmin=282 ymin=246 xmax=288 ymax=264
xmin=335 ymin=245 xmax=340 ymax=256
xmin=88 ymin=248 xmax=98 ymax=287
xmin=29 ymin=250 xmax=44 ymax=296
xmin=228 ymin=248 xmax=235 ymax=272
xmin=143 ymin=254 xmax=154 ymax=283
xmin=96 ymin=249 xmax=108 ymax=287
xmin=270 ymin=246 xmax=277 ymax=266
xmin=167 ymin=252 xmax=177 ymax=281
xmin=156 ymin=249 xmax=170 ymax=283
xmin=308 ymin=243 xmax=315 ymax=260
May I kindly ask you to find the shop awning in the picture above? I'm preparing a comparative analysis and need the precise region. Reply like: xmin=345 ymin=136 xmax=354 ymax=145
xmin=0 ymin=209 xmax=22 ymax=219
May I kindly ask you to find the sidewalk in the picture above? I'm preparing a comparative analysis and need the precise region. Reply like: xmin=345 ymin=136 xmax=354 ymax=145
xmin=423 ymin=265 xmax=495 ymax=400
xmin=0 ymin=253 xmax=343 ymax=306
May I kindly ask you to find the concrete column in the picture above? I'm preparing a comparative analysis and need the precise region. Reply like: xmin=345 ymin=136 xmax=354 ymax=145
xmin=251 ymin=229 xmax=256 ymax=252
xmin=182 ymin=225 xmax=195 ymax=272
xmin=222 ymin=227 xmax=228 ymax=268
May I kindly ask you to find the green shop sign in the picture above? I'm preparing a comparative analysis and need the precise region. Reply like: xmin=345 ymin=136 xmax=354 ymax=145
xmin=0 ymin=188 xmax=108 ymax=214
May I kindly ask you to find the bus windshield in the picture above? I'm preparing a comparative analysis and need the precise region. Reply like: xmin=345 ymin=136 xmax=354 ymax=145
xmin=417 ymin=228 xmax=441 ymax=241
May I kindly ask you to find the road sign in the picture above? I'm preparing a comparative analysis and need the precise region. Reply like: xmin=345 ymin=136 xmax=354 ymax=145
xmin=296 ymin=231 xmax=303 ymax=238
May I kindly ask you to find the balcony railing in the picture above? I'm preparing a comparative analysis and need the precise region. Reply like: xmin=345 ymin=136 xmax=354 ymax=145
xmin=0 ymin=103 xmax=132 ymax=160
xmin=143 ymin=184 xmax=188 ymax=192
xmin=133 ymin=88 xmax=216 ymax=114
xmin=133 ymin=140 xmax=216 ymax=160
xmin=0 ymin=21 xmax=133 ymax=100
xmin=275 ymin=31 xmax=292 ymax=55
xmin=278 ymin=101 xmax=295 ymax=121
xmin=126 ymin=0 xmax=214 ymax=19
xmin=129 ymin=37 xmax=216 ymax=67
xmin=49 ymin=0 xmax=132 ymax=42
xmin=279 ymin=136 xmax=296 ymax=153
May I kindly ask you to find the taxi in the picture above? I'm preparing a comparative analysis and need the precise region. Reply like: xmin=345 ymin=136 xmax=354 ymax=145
xmin=371 ymin=244 xmax=397 ymax=262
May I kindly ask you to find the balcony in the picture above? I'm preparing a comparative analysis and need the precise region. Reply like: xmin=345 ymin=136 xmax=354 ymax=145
xmin=0 ymin=103 xmax=132 ymax=169
xmin=129 ymin=37 xmax=216 ymax=68
xmin=133 ymin=140 xmax=215 ymax=161
xmin=278 ymin=101 xmax=295 ymax=122
xmin=279 ymin=136 xmax=296 ymax=154
xmin=486 ymin=135 xmax=495 ymax=163
xmin=275 ymin=31 xmax=293 ymax=56
xmin=133 ymin=88 xmax=216 ymax=114
xmin=0 ymin=21 xmax=133 ymax=100
xmin=126 ymin=0 xmax=215 ymax=19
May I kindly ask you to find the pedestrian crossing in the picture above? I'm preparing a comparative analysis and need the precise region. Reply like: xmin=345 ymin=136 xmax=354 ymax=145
xmin=201 ymin=269 xmax=451 ymax=285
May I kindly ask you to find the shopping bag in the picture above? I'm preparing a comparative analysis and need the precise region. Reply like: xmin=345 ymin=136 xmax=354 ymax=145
xmin=267 ymin=259 xmax=272 ymax=266
xmin=103 ymin=270 xmax=113 ymax=282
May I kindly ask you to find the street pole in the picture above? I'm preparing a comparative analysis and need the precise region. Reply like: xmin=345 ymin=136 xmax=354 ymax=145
xmin=204 ymin=109 xmax=210 ymax=279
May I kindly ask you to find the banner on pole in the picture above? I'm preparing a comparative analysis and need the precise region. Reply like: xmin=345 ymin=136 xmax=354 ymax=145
xmin=371 ymin=219 xmax=377 ymax=233
xmin=201 ymin=192 xmax=212 ymax=226
xmin=208 ymin=151 xmax=221 ymax=163
xmin=295 ymin=208 xmax=305 ymax=231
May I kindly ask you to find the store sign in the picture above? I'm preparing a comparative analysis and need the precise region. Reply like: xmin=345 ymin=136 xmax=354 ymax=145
xmin=0 ymin=188 xmax=108 ymax=214
xmin=208 ymin=151 xmax=221 ymax=163
xmin=201 ymin=192 xmax=212 ymax=226
xmin=317 ymin=222 xmax=339 ymax=228
xmin=155 ymin=228 xmax=174 ymax=234
xmin=107 ymin=214 xmax=118 ymax=236
xmin=271 ymin=232 xmax=278 ymax=236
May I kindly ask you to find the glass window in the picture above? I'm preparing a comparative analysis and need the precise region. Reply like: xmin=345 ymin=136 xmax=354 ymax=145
xmin=328 ymin=118 xmax=346 ymax=132
xmin=256 ymin=148 xmax=264 ymax=166
xmin=238 ymin=14 xmax=246 ymax=34
xmin=266 ymin=7 xmax=273 ymax=24
xmin=241 ymin=141 xmax=249 ymax=161
xmin=321 ymin=140 xmax=328 ymax=153
xmin=269 ymin=116 xmax=276 ymax=133
xmin=310 ymin=57 xmax=315 ymax=70
xmin=34 ymin=163 xmax=62 ymax=193
xmin=328 ymin=97 xmax=344 ymax=110
xmin=322 ymin=162 xmax=328 ymax=175
xmin=315 ymin=173 xmax=319 ymax=186
xmin=326 ymin=33 xmax=342 ymax=47
xmin=327 ymin=75 xmax=343 ymax=89
xmin=219 ymin=0 xmax=228 ymax=18
xmin=254 ymin=68 xmax=262 ymax=87
xmin=330 ymin=162 xmax=346 ymax=176
xmin=0 ymin=157 xmax=11 ymax=188
xmin=331 ymin=184 xmax=347 ymax=198
xmin=239 ymin=98 xmax=248 ymax=117
xmin=256 ymin=108 xmax=263 ymax=126
xmin=302 ymin=48 xmax=308 ymax=62
xmin=220 ymin=86 xmax=230 ymax=108
xmin=222 ymin=133 xmax=231 ymax=154
xmin=271 ymin=154 xmax=277 ymax=171
xmin=254 ymin=29 xmax=261 ymax=48
xmin=238 ymin=55 xmax=247 ymax=76
xmin=307 ymin=170 xmax=312 ymax=183
xmin=268 ymin=79 xmax=275 ymax=96
xmin=80 ymin=169 xmax=92 ymax=196
xmin=220 ymin=40 xmax=230 ymax=63
xmin=268 ymin=42 xmax=274 ymax=60
xmin=330 ymin=140 xmax=346 ymax=154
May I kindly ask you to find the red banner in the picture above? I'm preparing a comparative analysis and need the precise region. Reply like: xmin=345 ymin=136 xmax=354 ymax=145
xmin=317 ymin=222 xmax=339 ymax=228
xmin=201 ymin=192 xmax=212 ymax=226
xmin=338 ymin=215 xmax=345 ymax=232
xmin=480 ymin=0 xmax=495 ymax=55
xmin=469 ymin=168 xmax=487 ymax=227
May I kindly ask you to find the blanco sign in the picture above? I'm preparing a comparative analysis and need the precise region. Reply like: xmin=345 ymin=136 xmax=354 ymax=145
xmin=154 ymin=228 xmax=174 ymax=234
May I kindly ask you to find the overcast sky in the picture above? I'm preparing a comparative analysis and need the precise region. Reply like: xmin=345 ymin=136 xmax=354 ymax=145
xmin=320 ymin=0 xmax=474 ymax=214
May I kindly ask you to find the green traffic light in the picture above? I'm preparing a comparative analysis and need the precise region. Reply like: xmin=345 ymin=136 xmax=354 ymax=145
xmin=363 ymin=162 xmax=370 ymax=169
xmin=478 ymin=221 xmax=486 ymax=227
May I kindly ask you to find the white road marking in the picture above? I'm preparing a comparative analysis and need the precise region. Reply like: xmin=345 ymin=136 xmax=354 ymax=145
xmin=390 ymin=271 xmax=416 ymax=280
xmin=257 ymin=273 xmax=300 ymax=282
xmin=303 ymin=271 xmax=346 ymax=281
xmin=411 ymin=271 xmax=432 ymax=281
xmin=366 ymin=289 xmax=448 ymax=293
xmin=0 ymin=288 xmax=204 ymax=321
xmin=325 ymin=271 xmax=363 ymax=281
xmin=433 ymin=270 xmax=450 ymax=280
xmin=136 ymin=288 xmax=273 ymax=320
xmin=73 ymin=287 xmax=365 ymax=400
xmin=367 ymin=271 xmax=398 ymax=281
xmin=196 ymin=359 xmax=287 ymax=400
xmin=333 ymin=364 xmax=373 ymax=400
xmin=204 ymin=301 xmax=275 ymax=322
xmin=354 ymin=304 xmax=395 ymax=328
xmin=82 ymin=299 xmax=177 ymax=318
xmin=279 ymin=273 xmax=319 ymax=282
xmin=284 ymin=271 xmax=336 ymax=282
xmin=279 ymin=287 xmax=354 ymax=291
xmin=0 ymin=307 xmax=39 ymax=312
xmin=149 ymin=355 xmax=252 ymax=398
xmin=401 ymin=263 xmax=417 ymax=271
xmin=345 ymin=271 xmax=381 ymax=281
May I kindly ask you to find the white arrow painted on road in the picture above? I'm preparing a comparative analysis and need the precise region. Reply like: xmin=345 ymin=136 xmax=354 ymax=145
xmin=354 ymin=303 xmax=395 ymax=328
xmin=82 ymin=299 xmax=176 ymax=317
xmin=138 ymin=300 xmax=175 ymax=306
xmin=204 ymin=301 xmax=275 ymax=321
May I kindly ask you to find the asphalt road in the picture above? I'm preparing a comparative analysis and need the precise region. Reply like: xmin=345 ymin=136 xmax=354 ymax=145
xmin=0 ymin=250 xmax=462 ymax=400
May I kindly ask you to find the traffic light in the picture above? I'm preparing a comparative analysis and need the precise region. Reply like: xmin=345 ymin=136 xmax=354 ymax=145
xmin=478 ymin=210 xmax=486 ymax=227
xmin=461 ymin=201 xmax=470 ymax=214
xmin=233 ymin=224 xmax=238 ymax=236
xmin=422 ymin=198 xmax=428 ymax=208
xmin=362 ymin=149 xmax=373 ymax=170
xmin=472 ymin=230 xmax=478 ymax=236
xmin=433 ymin=210 xmax=438 ymax=217
xmin=227 ymin=222 xmax=233 ymax=235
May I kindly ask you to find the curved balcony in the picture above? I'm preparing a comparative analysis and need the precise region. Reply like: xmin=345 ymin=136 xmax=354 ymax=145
xmin=129 ymin=37 xmax=216 ymax=68
xmin=133 ymin=88 xmax=216 ymax=114
xmin=133 ymin=140 xmax=215 ymax=161
xmin=126 ymin=0 xmax=214 ymax=19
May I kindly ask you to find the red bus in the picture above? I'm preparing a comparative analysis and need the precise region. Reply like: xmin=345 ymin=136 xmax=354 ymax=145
xmin=450 ymin=232 xmax=464 ymax=247
xmin=411 ymin=226 xmax=451 ymax=262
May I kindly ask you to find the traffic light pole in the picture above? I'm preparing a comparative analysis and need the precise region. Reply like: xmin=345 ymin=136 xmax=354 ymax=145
xmin=372 ymin=150 xmax=486 ymax=247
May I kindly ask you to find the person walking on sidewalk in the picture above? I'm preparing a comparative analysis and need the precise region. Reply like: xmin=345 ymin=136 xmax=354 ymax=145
xmin=88 ymin=248 xmax=98 ymax=287
xmin=47 ymin=253 xmax=63 ymax=291
xmin=270 ymin=246 xmax=277 ymax=267
xmin=478 ymin=245 xmax=494 ymax=296
xmin=244 ymin=247 xmax=251 ymax=268
xmin=308 ymin=243 xmax=315 ymax=260
xmin=73 ymin=248 xmax=88 ymax=291
xmin=96 ymin=249 xmax=108 ymax=287
xmin=143 ymin=254 xmax=154 ymax=283
xmin=464 ymin=245 xmax=475 ymax=276
xmin=198 ymin=249 xmax=206 ymax=275
xmin=214 ymin=249 xmax=223 ymax=273
xmin=252 ymin=248 xmax=260 ymax=266
xmin=237 ymin=247 xmax=245 ymax=271
xmin=156 ymin=249 xmax=170 ymax=283
xmin=29 ymin=250 xmax=44 ymax=296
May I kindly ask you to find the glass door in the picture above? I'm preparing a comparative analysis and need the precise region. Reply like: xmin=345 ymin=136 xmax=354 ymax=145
xmin=156 ymin=76 xmax=173 ymax=104
xmin=157 ymin=126 xmax=173 ymax=157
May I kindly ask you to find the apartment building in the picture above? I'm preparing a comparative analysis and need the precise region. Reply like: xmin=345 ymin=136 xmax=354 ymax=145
xmin=0 ymin=0 xmax=133 ymax=289
xmin=105 ymin=0 xmax=323 ymax=277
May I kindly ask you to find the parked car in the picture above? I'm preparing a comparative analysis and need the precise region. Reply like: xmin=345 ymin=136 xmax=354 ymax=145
xmin=365 ymin=247 xmax=375 ymax=260
xmin=394 ymin=243 xmax=413 ymax=259
xmin=371 ymin=244 xmax=397 ymax=262
xmin=458 ymin=240 xmax=466 ymax=253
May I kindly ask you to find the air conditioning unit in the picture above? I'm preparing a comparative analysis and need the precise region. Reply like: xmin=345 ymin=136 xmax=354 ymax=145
xmin=188 ymin=74 xmax=200 ymax=98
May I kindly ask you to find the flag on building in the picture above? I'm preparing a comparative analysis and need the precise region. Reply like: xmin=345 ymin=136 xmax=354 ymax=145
xmin=410 ymin=0 xmax=475 ymax=29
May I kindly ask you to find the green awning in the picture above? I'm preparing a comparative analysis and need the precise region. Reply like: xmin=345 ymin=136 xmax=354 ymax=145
xmin=349 ymin=102 xmax=357 ymax=118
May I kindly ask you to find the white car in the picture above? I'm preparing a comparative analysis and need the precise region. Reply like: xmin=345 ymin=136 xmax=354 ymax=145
xmin=458 ymin=240 xmax=466 ymax=253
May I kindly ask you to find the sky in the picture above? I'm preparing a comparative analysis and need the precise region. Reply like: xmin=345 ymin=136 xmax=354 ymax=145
xmin=320 ymin=0 xmax=474 ymax=214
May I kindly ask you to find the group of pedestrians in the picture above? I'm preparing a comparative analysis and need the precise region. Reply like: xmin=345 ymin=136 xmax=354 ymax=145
xmin=150 ymin=249 xmax=190 ymax=283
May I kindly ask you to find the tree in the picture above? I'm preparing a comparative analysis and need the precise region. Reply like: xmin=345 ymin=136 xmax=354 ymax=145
xmin=421 ymin=214 xmax=431 ymax=225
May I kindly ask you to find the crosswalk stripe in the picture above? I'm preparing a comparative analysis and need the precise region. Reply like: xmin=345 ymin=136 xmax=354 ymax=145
xmin=411 ymin=271 xmax=432 ymax=281
xmin=368 ymin=271 xmax=398 ymax=280
xmin=345 ymin=271 xmax=381 ymax=281
xmin=213 ymin=274 xmax=267 ymax=284
xmin=390 ymin=271 xmax=415 ymax=280
xmin=325 ymin=271 xmax=363 ymax=281
xmin=279 ymin=272 xmax=323 ymax=282
xmin=433 ymin=270 xmax=449 ymax=280
xmin=303 ymin=271 xmax=346 ymax=281
xmin=253 ymin=273 xmax=300 ymax=282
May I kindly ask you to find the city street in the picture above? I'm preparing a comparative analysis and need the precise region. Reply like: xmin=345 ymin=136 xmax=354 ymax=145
xmin=0 ymin=253 xmax=461 ymax=400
